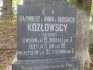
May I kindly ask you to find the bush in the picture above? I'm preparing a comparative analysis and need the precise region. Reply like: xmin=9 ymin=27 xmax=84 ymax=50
xmin=89 ymin=44 xmax=93 ymax=54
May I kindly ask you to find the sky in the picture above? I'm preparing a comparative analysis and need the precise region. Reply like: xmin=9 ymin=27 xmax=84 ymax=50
xmin=0 ymin=0 xmax=3 ymax=15
xmin=20 ymin=0 xmax=23 ymax=5
xmin=0 ymin=0 xmax=3 ymax=7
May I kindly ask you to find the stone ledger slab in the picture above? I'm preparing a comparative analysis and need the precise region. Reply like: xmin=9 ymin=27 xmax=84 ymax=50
xmin=12 ymin=59 xmax=80 ymax=70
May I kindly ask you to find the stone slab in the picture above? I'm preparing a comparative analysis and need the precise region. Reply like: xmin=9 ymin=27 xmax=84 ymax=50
xmin=17 ymin=5 xmax=76 ymax=60
xmin=12 ymin=59 xmax=80 ymax=70
xmin=23 ymin=0 xmax=69 ymax=6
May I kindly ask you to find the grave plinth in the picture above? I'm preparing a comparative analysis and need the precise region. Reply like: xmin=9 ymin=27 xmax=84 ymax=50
xmin=12 ymin=59 xmax=80 ymax=70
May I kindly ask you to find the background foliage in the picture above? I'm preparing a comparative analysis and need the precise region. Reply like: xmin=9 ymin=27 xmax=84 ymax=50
xmin=12 ymin=0 xmax=21 ymax=15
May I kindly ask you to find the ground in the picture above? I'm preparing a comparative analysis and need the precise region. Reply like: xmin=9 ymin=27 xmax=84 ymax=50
xmin=0 ymin=17 xmax=16 ymax=70
xmin=0 ymin=17 xmax=93 ymax=70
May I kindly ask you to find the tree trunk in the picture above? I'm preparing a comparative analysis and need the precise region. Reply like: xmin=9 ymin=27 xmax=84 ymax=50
xmin=2 ymin=0 xmax=13 ymax=18
xmin=75 ymin=0 xmax=92 ymax=70
xmin=2 ymin=0 xmax=7 ymax=18
xmin=7 ymin=0 xmax=13 ymax=16
xmin=76 ymin=8 xmax=91 ymax=70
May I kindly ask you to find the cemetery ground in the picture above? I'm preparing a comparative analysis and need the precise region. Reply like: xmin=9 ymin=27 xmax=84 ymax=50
xmin=0 ymin=17 xmax=16 ymax=70
xmin=0 ymin=17 xmax=93 ymax=70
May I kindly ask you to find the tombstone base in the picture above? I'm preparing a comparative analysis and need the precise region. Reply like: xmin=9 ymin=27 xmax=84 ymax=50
xmin=12 ymin=58 xmax=80 ymax=70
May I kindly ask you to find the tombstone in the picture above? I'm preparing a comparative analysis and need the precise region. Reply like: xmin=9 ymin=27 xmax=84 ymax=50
xmin=12 ymin=0 xmax=80 ymax=70
xmin=17 ymin=5 xmax=76 ymax=60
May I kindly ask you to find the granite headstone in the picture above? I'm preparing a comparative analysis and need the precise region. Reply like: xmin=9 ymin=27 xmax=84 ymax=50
xmin=17 ymin=5 xmax=76 ymax=60
xmin=12 ymin=0 xmax=80 ymax=70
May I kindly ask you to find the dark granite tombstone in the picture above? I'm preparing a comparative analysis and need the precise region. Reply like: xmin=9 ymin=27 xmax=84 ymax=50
xmin=17 ymin=5 xmax=76 ymax=60
xmin=12 ymin=0 xmax=80 ymax=70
